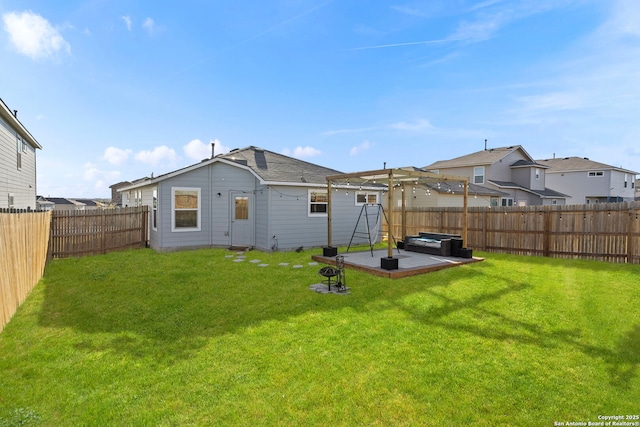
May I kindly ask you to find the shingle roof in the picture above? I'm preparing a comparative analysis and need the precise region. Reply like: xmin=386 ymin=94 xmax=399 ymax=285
xmin=219 ymin=146 xmax=342 ymax=184
xmin=537 ymin=156 xmax=638 ymax=175
xmin=117 ymin=146 xmax=343 ymax=191
xmin=426 ymin=146 xmax=531 ymax=169
xmin=488 ymin=180 xmax=568 ymax=198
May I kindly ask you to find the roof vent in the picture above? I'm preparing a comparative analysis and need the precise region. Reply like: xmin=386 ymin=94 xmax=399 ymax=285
xmin=13 ymin=110 xmax=17 ymax=118
xmin=584 ymin=157 xmax=589 ymax=160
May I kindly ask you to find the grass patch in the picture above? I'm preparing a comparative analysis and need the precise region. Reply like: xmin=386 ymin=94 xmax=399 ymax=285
xmin=1 ymin=248 xmax=639 ymax=426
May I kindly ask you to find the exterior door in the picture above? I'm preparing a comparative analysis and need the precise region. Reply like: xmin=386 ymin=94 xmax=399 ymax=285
xmin=230 ymin=193 xmax=254 ymax=247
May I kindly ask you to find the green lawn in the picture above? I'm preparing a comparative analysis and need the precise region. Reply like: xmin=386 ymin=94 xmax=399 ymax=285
xmin=1 ymin=248 xmax=639 ymax=426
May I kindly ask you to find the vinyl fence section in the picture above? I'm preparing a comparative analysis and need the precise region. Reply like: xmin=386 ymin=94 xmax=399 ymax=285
xmin=387 ymin=201 xmax=640 ymax=264
xmin=49 ymin=206 xmax=148 ymax=259
xmin=0 ymin=210 xmax=51 ymax=332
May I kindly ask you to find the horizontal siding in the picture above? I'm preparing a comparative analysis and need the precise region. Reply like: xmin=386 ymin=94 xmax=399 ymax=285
xmin=0 ymin=115 xmax=37 ymax=209
xmin=268 ymin=186 xmax=382 ymax=251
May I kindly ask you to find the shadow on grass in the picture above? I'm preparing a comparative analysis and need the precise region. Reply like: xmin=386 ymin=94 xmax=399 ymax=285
xmin=37 ymin=248 xmax=639 ymax=387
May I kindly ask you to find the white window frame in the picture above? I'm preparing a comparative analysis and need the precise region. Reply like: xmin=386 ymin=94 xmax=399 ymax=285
xmin=474 ymin=166 xmax=485 ymax=184
xmin=355 ymin=191 xmax=378 ymax=206
xmin=16 ymin=136 xmax=22 ymax=170
xmin=535 ymin=168 xmax=540 ymax=180
xmin=152 ymin=188 xmax=158 ymax=230
xmin=308 ymin=189 xmax=328 ymax=217
xmin=588 ymin=171 xmax=604 ymax=177
xmin=501 ymin=197 xmax=514 ymax=207
xmin=8 ymin=193 xmax=14 ymax=208
xmin=171 ymin=187 xmax=201 ymax=232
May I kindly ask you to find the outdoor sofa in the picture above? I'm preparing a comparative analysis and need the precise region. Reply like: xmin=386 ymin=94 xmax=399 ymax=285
xmin=403 ymin=232 xmax=462 ymax=257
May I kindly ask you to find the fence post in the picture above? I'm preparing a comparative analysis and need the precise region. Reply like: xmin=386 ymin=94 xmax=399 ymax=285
xmin=543 ymin=209 xmax=551 ymax=257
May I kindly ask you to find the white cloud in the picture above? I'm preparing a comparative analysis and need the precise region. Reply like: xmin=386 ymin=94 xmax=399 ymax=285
xmin=103 ymin=146 xmax=132 ymax=166
xmin=350 ymin=140 xmax=373 ymax=156
xmin=142 ymin=17 xmax=155 ymax=35
xmin=388 ymin=118 xmax=434 ymax=132
xmin=121 ymin=15 xmax=132 ymax=32
xmin=183 ymin=138 xmax=230 ymax=161
xmin=134 ymin=145 xmax=179 ymax=166
xmin=2 ymin=11 xmax=71 ymax=59
xmin=82 ymin=162 xmax=121 ymax=185
xmin=282 ymin=146 xmax=322 ymax=158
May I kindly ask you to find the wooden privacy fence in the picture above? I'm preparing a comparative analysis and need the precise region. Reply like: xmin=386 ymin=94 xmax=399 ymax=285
xmin=49 ymin=206 xmax=149 ymax=259
xmin=0 ymin=210 xmax=51 ymax=332
xmin=387 ymin=201 xmax=640 ymax=264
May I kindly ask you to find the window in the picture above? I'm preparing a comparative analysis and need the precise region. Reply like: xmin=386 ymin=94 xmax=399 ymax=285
xmin=355 ymin=192 xmax=378 ymax=206
xmin=16 ymin=136 xmax=22 ymax=170
xmin=474 ymin=166 xmax=485 ymax=184
xmin=152 ymin=188 xmax=158 ymax=230
xmin=172 ymin=187 xmax=201 ymax=231
xmin=235 ymin=196 xmax=249 ymax=220
xmin=588 ymin=171 xmax=604 ymax=177
xmin=624 ymin=174 xmax=628 ymax=188
xmin=490 ymin=197 xmax=499 ymax=207
xmin=308 ymin=190 xmax=328 ymax=216
xmin=501 ymin=198 xmax=514 ymax=207
xmin=8 ymin=193 xmax=14 ymax=208
xmin=535 ymin=168 xmax=540 ymax=180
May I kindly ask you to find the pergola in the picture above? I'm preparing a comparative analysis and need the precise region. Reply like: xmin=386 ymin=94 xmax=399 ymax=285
xmin=325 ymin=168 xmax=469 ymax=268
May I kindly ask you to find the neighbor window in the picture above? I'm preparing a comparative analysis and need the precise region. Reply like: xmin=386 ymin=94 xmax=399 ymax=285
xmin=8 ymin=193 xmax=14 ymax=208
xmin=501 ymin=198 xmax=514 ymax=207
xmin=490 ymin=197 xmax=499 ymax=207
xmin=16 ymin=136 xmax=22 ymax=170
xmin=152 ymin=188 xmax=158 ymax=230
xmin=355 ymin=192 xmax=378 ymax=206
xmin=535 ymin=168 xmax=540 ymax=180
xmin=309 ymin=190 xmax=328 ymax=216
xmin=172 ymin=187 xmax=201 ymax=231
xmin=588 ymin=171 xmax=604 ymax=177
xmin=474 ymin=166 xmax=485 ymax=184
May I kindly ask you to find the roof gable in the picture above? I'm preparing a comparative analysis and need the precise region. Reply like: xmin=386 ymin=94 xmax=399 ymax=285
xmin=0 ymin=98 xmax=42 ymax=150
xmin=426 ymin=145 xmax=533 ymax=169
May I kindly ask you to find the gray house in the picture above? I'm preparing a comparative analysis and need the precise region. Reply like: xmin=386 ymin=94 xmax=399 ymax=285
xmin=118 ymin=146 xmax=382 ymax=252
xmin=425 ymin=145 xmax=567 ymax=206
xmin=0 ymin=98 xmax=42 ymax=210
xmin=537 ymin=157 xmax=638 ymax=204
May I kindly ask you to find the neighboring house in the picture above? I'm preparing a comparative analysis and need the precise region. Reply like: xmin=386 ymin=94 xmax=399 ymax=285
xmin=388 ymin=167 xmax=509 ymax=208
xmin=636 ymin=179 xmax=640 ymax=201
xmin=0 ymin=98 xmax=42 ymax=210
xmin=117 ymin=146 xmax=383 ymax=253
xmin=109 ymin=181 xmax=131 ymax=206
xmin=537 ymin=157 xmax=638 ymax=204
xmin=36 ymin=197 xmax=102 ymax=211
xmin=425 ymin=145 xmax=567 ymax=206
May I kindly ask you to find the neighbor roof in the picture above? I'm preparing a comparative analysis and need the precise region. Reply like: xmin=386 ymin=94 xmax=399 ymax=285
xmin=425 ymin=145 xmax=533 ymax=169
xmin=488 ymin=180 xmax=568 ymax=198
xmin=0 ymin=98 xmax=42 ymax=150
xmin=537 ymin=156 xmax=638 ymax=175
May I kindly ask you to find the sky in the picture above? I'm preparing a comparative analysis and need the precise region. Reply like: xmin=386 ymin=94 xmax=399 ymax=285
xmin=1 ymin=0 xmax=639 ymax=199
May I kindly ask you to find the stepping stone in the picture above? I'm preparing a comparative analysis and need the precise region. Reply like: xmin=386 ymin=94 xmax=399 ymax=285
xmin=225 ymin=255 xmax=234 ymax=258
xmin=308 ymin=262 xmax=318 ymax=266
xmin=258 ymin=264 xmax=269 ymax=267
xmin=236 ymin=256 xmax=246 ymax=259
xmin=233 ymin=259 xmax=244 ymax=262
xmin=236 ymin=252 xmax=245 ymax=255
xmin=249 ymin=259 xmax=261 ymax=263
xmin=292 ymin=265 xmax=303 ymax=269
xmin=279 ymin=263 xmax=289 ymax=266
